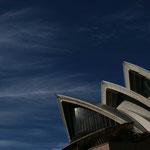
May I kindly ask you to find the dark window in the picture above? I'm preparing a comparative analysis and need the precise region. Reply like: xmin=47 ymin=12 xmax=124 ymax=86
xmin=129 ymin=70 xmax=150 ymax=98
xmin=106 ymin=88 xmax=150 ymax=111
xmin=62 ymin=102 xmax=118 ymax=141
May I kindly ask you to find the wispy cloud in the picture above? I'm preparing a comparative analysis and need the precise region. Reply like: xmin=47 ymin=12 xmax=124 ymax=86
xmin=78 ymin=3 xmax=150 ymax=45
xmin=0 ymin=7 xmax=74 ymax=150
xmin=0 ymin=2 xmax=110 ymax=150
xmin=0 ymin=8 xmax=59 ymax=47
xmin=0 ymin=8 xmax=71 ymax=71
xmin=0 ymin=57 xmax=99 ymax=149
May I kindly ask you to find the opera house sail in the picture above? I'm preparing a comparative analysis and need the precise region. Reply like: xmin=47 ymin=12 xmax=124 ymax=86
xmin=56 ymin=62 xmax=150 ymax=150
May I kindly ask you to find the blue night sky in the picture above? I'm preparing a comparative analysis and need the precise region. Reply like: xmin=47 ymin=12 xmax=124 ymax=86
xmin=0 ymin=0 xmax=149 ymax=149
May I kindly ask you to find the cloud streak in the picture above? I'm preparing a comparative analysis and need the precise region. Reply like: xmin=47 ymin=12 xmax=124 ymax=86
xmin=0 ymin=7 xmax=77 ymax=150
xmin=77 ymin=3 xmax=150 ymax=46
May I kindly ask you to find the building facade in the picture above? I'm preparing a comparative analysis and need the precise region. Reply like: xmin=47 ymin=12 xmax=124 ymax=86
xmin=57 ymin=62 xmax=150 ymax=150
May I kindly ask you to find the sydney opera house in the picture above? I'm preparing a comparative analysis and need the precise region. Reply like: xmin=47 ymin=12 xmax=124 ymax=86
xmin=56 ymin=62 xmax=150 ymax=150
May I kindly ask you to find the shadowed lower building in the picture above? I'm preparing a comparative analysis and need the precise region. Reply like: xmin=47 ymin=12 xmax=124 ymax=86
xmin=56 ymin=62 xmax=150 ymax=150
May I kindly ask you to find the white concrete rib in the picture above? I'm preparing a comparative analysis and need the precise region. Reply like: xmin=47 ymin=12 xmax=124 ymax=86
xmin=123 ymin=61 xmax=150 ymax=89
xmin=101 ymin=80 xmax=150 ymax=133
xmin=56 ymin=94 xmax=145 ymax=142
xmin=101 ymin=80 xmax=150 ymax=108
xmin=56 ymin=62 xmax=150 ymax=143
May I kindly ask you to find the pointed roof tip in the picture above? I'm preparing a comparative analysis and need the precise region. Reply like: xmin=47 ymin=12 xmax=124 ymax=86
xmin=101 ymin=80 xmax=108 ymax=84
xmin=101 ymin=80 xmax=114 ymax=89
xmin=101 ymin=80 xmax=105 ymax=84
xmin=56 ymin=94 xmax=65 ymax=97
xmin=123 ymin=61 xmax=128 ymax=65
xmin=123 ymin=61 xmax=139 ymax=68
xmin=56 ymin=94 xmax=76 ymax=101
xmin=56 ymin=94 xmax=60 ymax=98
xmin=123 ymin=61 xmax=149 ymax=72
xmin=56 ymin=94 xmax=64 ymax=101
xmin=101 ymin=80 xmax=112 ymax=85
xmin=101 ymin=81 xmax=126 ymax=90
xmin=101 ymin=80 xmax=107 ymax=87
xmin=123 ymin=61 xmax=138 ymax=71
xmin=123 ymin=61 xmax=132 ymax=66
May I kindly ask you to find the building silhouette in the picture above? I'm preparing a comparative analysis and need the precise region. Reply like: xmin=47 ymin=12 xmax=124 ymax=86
xmin=56 ymin=62 xmax=150 ymax=150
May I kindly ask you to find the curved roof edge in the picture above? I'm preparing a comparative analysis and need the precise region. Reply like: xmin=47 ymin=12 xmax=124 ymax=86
xmin=101 ymin=81 xmax=150 ymax=108
xmin=56 ymin=94 xmax=138 ymax=141
xmin=119 ymin=109 xmax=150 ymax=132
xmin=123 ymin=61 xmax=150 ymax=89
xmin=117 ymin=100 xmax=150 ymax=120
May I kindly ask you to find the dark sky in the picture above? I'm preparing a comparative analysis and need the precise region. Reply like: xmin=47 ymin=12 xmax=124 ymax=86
xmin=0 ymin=0 xmax=149 ymax=149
